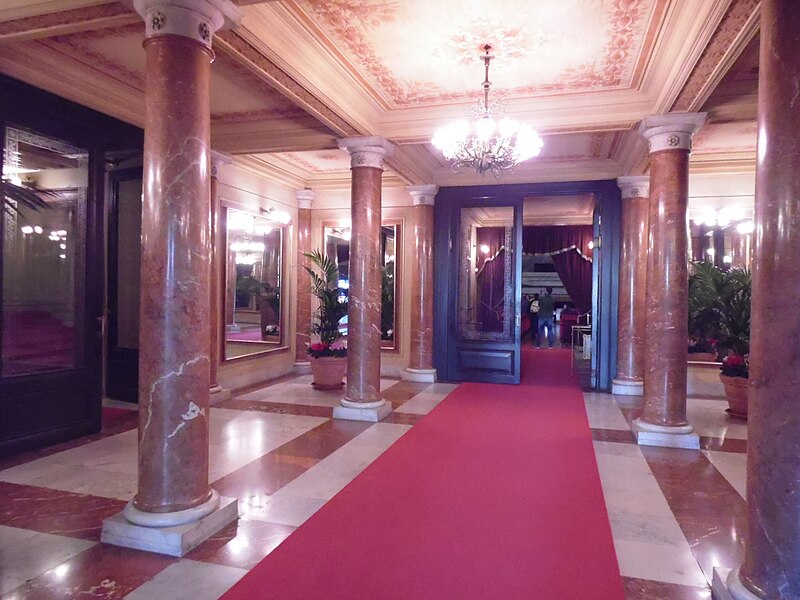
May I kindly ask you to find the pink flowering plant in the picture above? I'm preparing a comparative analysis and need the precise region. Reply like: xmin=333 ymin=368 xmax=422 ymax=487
xmin=306 ymin=339 xmax=347 ymax=359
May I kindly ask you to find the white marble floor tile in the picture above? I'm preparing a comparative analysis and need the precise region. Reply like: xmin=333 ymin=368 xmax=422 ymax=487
xmin=394 ymin=392 xmax=449 ymax=415
xmin=594 ymin=441 xmax=705 ymax=587
xmin=0 ymin=525 xmax=95 ymax=596
xmin=424 ymin=383 xmax=459 ymax=395
xmin=241 ymin=494 xmax=328 ymax=528
xmin=237 ymin=378 xmax=397 ymax=407
xmin=703 ymin=450 xmax=747 ymax=499
xmin=248 ymin=423 xmax=411 ymax=527
xmin=613 ymin=537 xmax=708 ymax=587
xmin=124 ymin=559 xmax=246 ymax=600
xmin=687 ymin=367 xmax=726 ymax=398
xmin=0 ymin=410 xmax=327 ymax=500
xmin=583 ymin=392 xmax=630 ymax=431
xmin=687 ymin=398 xmax=748 ymax=440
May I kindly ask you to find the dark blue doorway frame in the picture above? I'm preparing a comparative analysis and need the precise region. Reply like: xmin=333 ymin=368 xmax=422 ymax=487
xmin=433 ymin=180 xmax=621 ymax=390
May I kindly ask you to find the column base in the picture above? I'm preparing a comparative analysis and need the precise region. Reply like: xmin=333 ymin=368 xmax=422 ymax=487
xmin=402 ymin=367 xmax=437 ymax=383
xmin=713 ymin=567 xmax=763 ymax=600
xmin=209 ymin=385 xmax=231 ymax=405
xmin=333 ymin=398 xmax=392 ymax=422
xmin=101 ymin=493 xmax=238 ymax=557
xmin=294 ymin=360 xmax=312 ymax=375
xmin=634 ymin=418 xmax=700 ymax=449
xmin=611 ymin=378 xmax=643 ymax=396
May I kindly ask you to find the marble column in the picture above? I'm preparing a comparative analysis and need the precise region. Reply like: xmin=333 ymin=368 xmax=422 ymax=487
xmin=611 ymin=176 xmax=649 ymax=396
xmin=294 ymin=189 xmax=314 ymax=374
xmin=634 ymin=113 xmax=705 ymax=450
xmin=102 ymin=0 xmax=239 ymax=557
xmin=403 ymin=184 xmax=438 ymax=383
xmin=209 ymin=151 xmax=231 ymax=403
xmin=715 ymin=2 xmax=800 ymax=598
xmin=730 ymin=230 xmax=752 ymax=269
xmin=334 ymin=136 xmax=394 ymax=422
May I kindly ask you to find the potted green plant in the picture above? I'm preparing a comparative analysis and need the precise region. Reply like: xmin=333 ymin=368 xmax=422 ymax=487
xmin=303 ymin=249 xmax=348 ymax=389
xmin=716 ymin=267 xmax=751 ymax=417
xmin=687 ymin=261 xmax=722 ymax=362
xmin=720 ymin=354 xmax=749 ymax=417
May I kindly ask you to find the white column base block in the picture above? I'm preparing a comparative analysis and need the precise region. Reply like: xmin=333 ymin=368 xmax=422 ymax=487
xmin=713 ymin=567 xmax=762 ymax=600
xmin=634 ymin=418 xmax=700 ymax=449
xmin=209 ymin=386 xmax=231 ymax=405
xmin=294 ymin=361 xmax=312 ymax=375
xmin=333 ymin=399 xmax=392 ymax=422
xmin=611 ymin=378 xmax=643 ymax=396
xmin=101 ymin=496 xmax=238 ymax=557
xmin=402 ymin=368 xmax=437 ymax=383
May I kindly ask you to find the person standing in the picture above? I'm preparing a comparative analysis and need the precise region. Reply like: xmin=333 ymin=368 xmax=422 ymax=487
xmin=537 ymin=287 xmax=556 ymax=348
xmin=529 ymin=293 xmax=540 ymax=347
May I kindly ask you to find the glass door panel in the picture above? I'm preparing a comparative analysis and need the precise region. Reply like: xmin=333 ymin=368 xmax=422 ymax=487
xmin=448 ymin=200 xmax=521 ymax=384
xmin=2 ymin=126 xmax=88 ymax=378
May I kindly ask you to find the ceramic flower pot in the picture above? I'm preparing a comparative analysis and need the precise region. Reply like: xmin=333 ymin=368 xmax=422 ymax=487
xmin=720 ymin=374 xmax=748 ymax=418
xmin=310 ymin=356 xmax=347 ymax=390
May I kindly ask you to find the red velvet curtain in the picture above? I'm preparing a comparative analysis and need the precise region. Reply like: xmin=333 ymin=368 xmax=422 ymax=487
xmin=522 ymin=225 xmax=593 ymax=314
xmin=476 ymin=227 xmax=507 ymax=332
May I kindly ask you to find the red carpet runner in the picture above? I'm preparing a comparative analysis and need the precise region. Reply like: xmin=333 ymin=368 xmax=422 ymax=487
xmin=223 ymin=349 xmax=624 ymax=599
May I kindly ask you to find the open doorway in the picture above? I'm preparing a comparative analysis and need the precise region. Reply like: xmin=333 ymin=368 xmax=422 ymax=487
xmin=520 ymin=194 xmax=595 ymax=388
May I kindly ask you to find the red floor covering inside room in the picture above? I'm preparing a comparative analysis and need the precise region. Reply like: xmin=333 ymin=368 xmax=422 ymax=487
xmin=222 ymin=348 xmax=624 ymax=600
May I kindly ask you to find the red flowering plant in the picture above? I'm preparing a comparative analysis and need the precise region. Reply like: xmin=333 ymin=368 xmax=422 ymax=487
xmin=306 ymin=340 xmax=347 ymax=359
xmin=720 ymin=354 xmax=748 ymax=379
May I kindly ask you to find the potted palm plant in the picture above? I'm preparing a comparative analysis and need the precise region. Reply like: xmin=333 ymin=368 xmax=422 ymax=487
xmin=716 ymin=267 xmax=751 ymax=417
xmin=687 ymin=261 xmax=722 ymax=362
xmin=303 ymin=249 xmax=348 ymax=389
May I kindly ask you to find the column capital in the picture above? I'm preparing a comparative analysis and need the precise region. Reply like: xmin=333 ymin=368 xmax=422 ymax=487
xmin=134 ymin=0 xmax=240 ymax=49
xmin=210 ymin=150 xmax=231 ymax=179
xmin=617 ymin=176 xmax=650 ymax=199
xmin=638 ymin=113 xmax=706 ymax=154
xmin=338 ymin=136 xmax=394 ymax=170
xmin=406 ymin=184 xmax=439 ymax=206
xmin=296 ymin=188 xmax=315 ymax=210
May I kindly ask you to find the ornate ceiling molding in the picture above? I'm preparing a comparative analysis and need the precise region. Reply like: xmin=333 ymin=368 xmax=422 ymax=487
xmin=0 ymin=3 xmax=138 ymax=43
xmin=215 ymin=29 xmax=362 ymax=138
xmin=670 ymin=0 xmax=760 ymax=112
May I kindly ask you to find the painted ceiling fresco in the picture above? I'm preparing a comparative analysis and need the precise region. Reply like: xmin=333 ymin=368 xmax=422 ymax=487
xmin=295 ymin=0 xmax=661 ymax=107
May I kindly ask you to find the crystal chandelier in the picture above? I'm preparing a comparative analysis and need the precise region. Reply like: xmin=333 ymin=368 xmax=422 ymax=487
xmin=432 ymin=44 xmax=544 ymax=177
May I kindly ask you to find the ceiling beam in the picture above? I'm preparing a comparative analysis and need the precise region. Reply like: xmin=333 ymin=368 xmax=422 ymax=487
xmin=0 ymin=2 xmax=138 ymax=43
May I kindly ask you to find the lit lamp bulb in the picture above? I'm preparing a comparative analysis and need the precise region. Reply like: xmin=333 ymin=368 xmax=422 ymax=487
xmin=475 ymin=117 xmax=495 ymax=142
xmin=479 ymin=243 xmax=490 ymax=255
xmin=736 ymin=220 xmax=755 ymax=234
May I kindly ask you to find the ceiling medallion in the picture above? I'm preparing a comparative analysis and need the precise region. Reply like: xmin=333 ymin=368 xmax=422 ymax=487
xmin=432 ymin=44 xmax=543 ymax=177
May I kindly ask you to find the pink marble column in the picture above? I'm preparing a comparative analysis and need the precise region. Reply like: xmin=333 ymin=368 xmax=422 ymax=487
xmin=612 ymin=176 xmax=649 ymax=397
xmin=403 ymin=185 xmax=438 ymax=383
xmin=335 ymin=137 xmax=394 ymax=422
xmin=294 ymin=189 xmax=314 ymax=372
xmin=107 ymin=0 xmax=240 ymax=543
xmin=721 ymin=2 xmax=800 ymax=598
xmin=730 ymin=228 xmax=753 ymax=269
xmin=209 ymin=151 xmax=231 ymax=402
xmin=635 ymin=113 xmax=705 ymax=449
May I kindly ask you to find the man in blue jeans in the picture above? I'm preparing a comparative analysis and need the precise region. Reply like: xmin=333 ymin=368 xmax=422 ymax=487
xmin=537 ymin=287 xmax=556 ymax=348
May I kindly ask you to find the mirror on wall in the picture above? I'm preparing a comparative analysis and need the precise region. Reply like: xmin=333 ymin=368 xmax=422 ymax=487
xmin=224 ymin=208 xmax=285 ymax=359
xmin=323 ymin=222 xmax=399 ymax=349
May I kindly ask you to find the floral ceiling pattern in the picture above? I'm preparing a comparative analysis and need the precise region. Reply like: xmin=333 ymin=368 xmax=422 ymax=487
xmin=295 ymin=0 xmax=661 ymax=108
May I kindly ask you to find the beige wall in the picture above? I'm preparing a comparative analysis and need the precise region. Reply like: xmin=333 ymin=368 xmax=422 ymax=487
xmin=215 ymin=162 xmax=299 ymax=391
xmin=311 ymin=185 xmax=414 ymax=378
xmin=212 ymin=164 xmax=417 ymax=386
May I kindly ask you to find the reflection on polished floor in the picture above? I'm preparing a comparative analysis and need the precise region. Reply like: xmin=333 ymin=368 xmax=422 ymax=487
xmin=0 ymin=366 xmax=743 ymax=599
